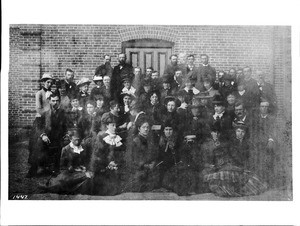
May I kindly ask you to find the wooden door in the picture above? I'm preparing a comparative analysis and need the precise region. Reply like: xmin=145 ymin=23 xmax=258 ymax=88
xmin=125 ymin=48 xmax=172 ymax=76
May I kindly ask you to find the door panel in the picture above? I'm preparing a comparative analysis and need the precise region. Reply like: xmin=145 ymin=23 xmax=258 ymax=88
xmin=126 ymin=48 xmax=172 ymax=76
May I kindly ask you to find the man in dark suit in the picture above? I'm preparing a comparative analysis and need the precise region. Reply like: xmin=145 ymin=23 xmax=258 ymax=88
xmin=56 ymin=68 xmax=77 ymax=110
xmin=195 ymin=54 xmax=216 ymax=91
xmin=94 ymin=54 xmax=113 ymax=77
xmin=184 ymin=54 xmax=198 ymax=80
xmin=163 ymin=54 xmax=183 ymax=89
xmin=256 ymin=71 xmax=277 ymax=115
xmin=111 ymin=53 xmax=133 ymax=102
xmin=242 ymin=66 xmax=260 ymax=112
xmin=27 ymin=93 xmax=68 ymax=177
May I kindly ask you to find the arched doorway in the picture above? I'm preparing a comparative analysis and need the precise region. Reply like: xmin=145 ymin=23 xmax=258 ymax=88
xmin=122 ymin=39 xmax=174 ymax=76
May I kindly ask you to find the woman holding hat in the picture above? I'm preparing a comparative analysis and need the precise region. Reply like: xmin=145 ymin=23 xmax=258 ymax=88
xmin=35 ymin=73 xmax=55 ymax=117
xmin=89 ymin=113 xmax=125 ymax=195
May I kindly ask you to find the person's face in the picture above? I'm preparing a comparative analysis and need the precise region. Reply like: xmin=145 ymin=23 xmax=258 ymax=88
xmin=71 ymin=99 xmax=79 ymax=108
xmin=200 ymin=55 xmax=208 ymax=65
xmin=96 ymin=99 xmax=104 ymax=107
xmin=118 ymin=54 xmax=126 ymax=64
xmin=104 ymin=56 xmax=111 ymax=63
xmin=164 ymin=127 xmax=173 ymax=138
xmin=236 ymin=70 xmax=243 ymax=77
xmin=187 ymin=56 xmax=194 ymax=65
xmin=65 ymin=71 xmax=74 ymax=82
xmin=95 ymin=80 xmax=103 ymax=86
xmin=107 ymin=123 xmax=116 ymax=134
xmin=260 ymin=102 xmax=269 ymax=115
xmin=150 ymin=93 xmax=158 ymax=104
xmin=143 ymin=85 xmax=151 ymax=93
xmin=71 ymin=137 xmax=81 ymax=146
xmin=151 ymin=73 xmax=159 ymax=79
xmin=111 ymin=104 xmax=120 ymax=115
xmin=163 ymin=82 xmax=170 ymax=89
xmin=138 ymin=122 xmax=150 ymax=137
xmin=204 ymin=81 xmax=211 ymax=90
xmin=50 ymin=96 xmax=60 ymax=109
xmin=86 ymin=103 xmax=95 ymax=115
xmin=43 ymin=79 xmax=53 ymax=89
xmin=227 ymin=95 xmax=236 ymax=105
xmin=167 ymin=101 xmax=176 ymax=112
xmin=170 ymin=56 xmax=178 ymax=65
xmin=243 ymin=68 xmax=252 ymax=80
xmin=211 ymin=131 xmax=219 ymax=140
xmin=235 ymin=128 xmax=246 ymax=140
xmin=134 ymin=68 xmax=141 ymax=76
xmin=224 ymin=80 xmax=231 ymax=86
xmin=235 ymin=105 xmax=245 ymax=117
xmin=81 ymin=84 xmax=89 ymax=93
xmin=123 ymin=81 xmax=131 ymax=89
xmin=146 ymin=68 xmax=152 ymax=76
xmin=257 ymin=73 xmax=265 ymax=84
xmin=103 ymin=76 xmax=110 ymax=87
xmin=191 ymin=107 xmax=200 ymax=116
xmin=185 ymin=81 xmax=192 ymax=89
xmin=214 ymin=104 xmax=225 ymax=114
xmin=229 ymin=69 xmax=236 ymax=77
xmin=175 ymin=71 xmax=182 ymax=77
xmin=123 ymin=96 xmax=131 ymax=105
xmin=200 ymin=98 xmax=208 ymax=105
xmin=237 ymin=84 xmax=245 ymax=91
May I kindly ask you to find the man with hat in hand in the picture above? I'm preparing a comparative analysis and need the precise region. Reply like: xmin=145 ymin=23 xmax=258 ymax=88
xmin=111 ymin=53 xmax=133 ymax=102
xmin=27 ymin=93 xmax=68 ymax=177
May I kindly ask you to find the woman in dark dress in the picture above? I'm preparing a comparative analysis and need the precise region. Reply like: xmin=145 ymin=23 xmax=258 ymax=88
xmin=122 ymin=117 xmax=160 ymax=193
xmin=89 ymin=113 xmax=126 ymax=196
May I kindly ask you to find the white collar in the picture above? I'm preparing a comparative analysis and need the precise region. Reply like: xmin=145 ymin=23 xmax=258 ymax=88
xmin=70 ymin=142 xmax=84 ymax=154
xmin=103 ymin=130 xmax=122 ymax=147
xmin=261 ymin=114 xmax=268 ymax=119
xmin=72 ymin=106 xmax=83 ymax=111
xmin=213 ymin=111 xmax=224 ymax=120
xmin=184 ymin=87 xmax=200 ymax=94
xmin=238 ymin=90 xmax=246 ymax=95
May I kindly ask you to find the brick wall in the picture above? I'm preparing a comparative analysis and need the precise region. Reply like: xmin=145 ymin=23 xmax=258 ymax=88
xmin=9 ymin=25 xmax=291 ymax=127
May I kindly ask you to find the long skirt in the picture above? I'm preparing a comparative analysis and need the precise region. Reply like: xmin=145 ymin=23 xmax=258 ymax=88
xmin=162 ymin=164 xmax=197 ymax=196
xmin=203 ymin=164 xmax=268 ymax=197
xmin=41 ymin=170 xmax=90 ymax=194
xmin=121 ymin=168 xmax=160 ymax=193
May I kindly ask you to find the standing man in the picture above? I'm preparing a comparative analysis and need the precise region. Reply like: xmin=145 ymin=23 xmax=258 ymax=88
xmin=196 ymin=54 xmax=216 ymax=91
xmin=56 ymin=68 xmax=77 ymax=110
xmin=163 ymin=54 xmax=183 ymax=89
xmin=242 ymin=66 xmax=260 ymax=112
xmin=256 ymin=71 xmax=277 ymax=115
xmin=95 ymin=54 xmax=113 ymax=77
xmin=111 ymin=53 xmax=133 ymax=102
xmin=185 ymin=54 xmax=198 ymax=80
xmin=27 ymin=93 xmax=68 ymax=177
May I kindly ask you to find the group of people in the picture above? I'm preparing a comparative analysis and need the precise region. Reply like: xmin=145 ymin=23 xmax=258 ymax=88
xmin=26 ymin=52 xmax=278 ymax=197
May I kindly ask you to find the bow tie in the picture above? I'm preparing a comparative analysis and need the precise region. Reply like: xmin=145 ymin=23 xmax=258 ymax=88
xmin=213 ymin=113 xmax=223 ymax=120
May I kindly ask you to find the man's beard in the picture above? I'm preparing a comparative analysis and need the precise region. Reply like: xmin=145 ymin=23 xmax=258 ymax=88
xmin=171 ymin=61 xmax=177 ymax=66
xmin=119 ymin=60 xmax=125 ymax=65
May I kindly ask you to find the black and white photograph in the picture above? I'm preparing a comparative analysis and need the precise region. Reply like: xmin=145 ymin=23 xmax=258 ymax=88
xmin=1 ymin=0 xmax=300 ymax=225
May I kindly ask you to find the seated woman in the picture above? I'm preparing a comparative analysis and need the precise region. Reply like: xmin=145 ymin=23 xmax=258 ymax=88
xmin=39 ymin=129 xmax=92 ymax=194
xmin=89 ymin=114 xmax=126 ymax=196
xmin=161 ymin=96 xmax=181 ymax=128
xmin=162 ymin=131 xmax=200 ymax=196
xmin=157 ymin=121 xmax=180 ymax=187
xmin=122 ymin=117 xmax=160 ymax=193
xmin=201 ymin=125 xmax=268 ymax=197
